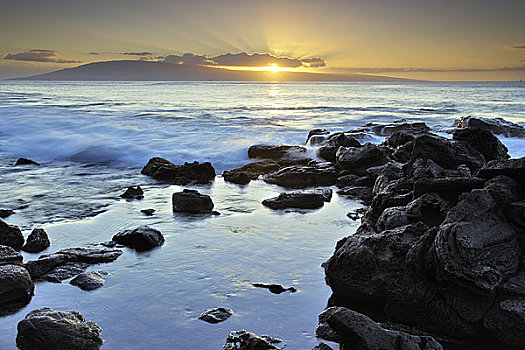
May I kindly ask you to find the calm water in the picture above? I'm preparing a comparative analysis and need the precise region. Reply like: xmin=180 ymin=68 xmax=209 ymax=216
xmin=0 ymin=81 xmax=524 ymax=349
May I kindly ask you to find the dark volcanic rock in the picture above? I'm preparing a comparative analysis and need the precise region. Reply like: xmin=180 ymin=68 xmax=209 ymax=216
xmin=16 ymin=307 xmax=103 ymax=350
xmin=172 ymin=189 xmax=214 ymax=213
xmin=0 ymin=209 xmax=15 ymax=218
xmin=0 ymin=245 xmax=23 ymax=266
xmin=306 ymin=128 xmax=330 ymax=145
xmin=55 ymin=247 xmax=123 ymax=264
xmin=452 ymin=127 xmax=509 ymax=161
xmin=22 ymin=228 xmax=50 ymax=253
xmin=505 ymin=200 xmax=525 ymax=229
xmin=371 ymin=120 xmax=431 ymax=136
xmin=0 ymin=265 xmax=34 ymax=315
xmin=70 ymin=271 xmax=108 ymax=291
xmin=141 ymin=157 xmax=215 ymax=184
xmin=252 ymin=283 xmax=297 ymax=294
xmin=25 ymin=254 xmax=74 ymax=280
xmin=262 ymin=192 xmax=325 ymax=210
xmin=223 ymin=171 xmax=251 ymax=185
xmin=248 ymin=144 xmax=307 ymax=160
xmin=224 ymin=329 xmax=281 ymax=350
xmin=41 ymin=262 xmax=90 ymax=283
xmin=112 ymin=226 xmax=164 ymax=250
xmin=198 ymin=307 xmax=233 ymax=324
xmin=318 ymin=133 xmax=361 ymax=163
xmin=0 ymin=219 xmax=24 ymax=251
xmin=336 ymin=143 xmax=389 ymax=175
xmin=140 ymin=208 xmax=156 ymax=216
xmin=452 ymin=116 xmax=525 ymax=138
xmin=337 ymin=186 xmax=373 ymax=204
xmin=476 ymin=157 xmax=525 ymax=184
xmin=223 ymin=159 xmax=312 ymax=185
xmin=413 ymin=177 xmax=486 ymax=202
xmin=120 ymin=186 xmax=144 ymax=199
xmin=15 ymin=158 xmax=40 ymax=166
xmin=264 ymin=162 xmax=338 ymax=188
xmin=311 ymin=343 xmax=334 ymax=350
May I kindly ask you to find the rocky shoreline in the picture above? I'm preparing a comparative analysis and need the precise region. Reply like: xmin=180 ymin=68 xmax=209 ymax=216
xmin=1 ymin=116 xmax=525 ymax=349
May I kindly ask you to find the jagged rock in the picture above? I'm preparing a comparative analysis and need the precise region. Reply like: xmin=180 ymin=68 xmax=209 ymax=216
xmin=307 ymin=129 xmax=330 ymax=145
xmin=452 ymin=116 xmax=525 ymax=138
xmin=337 ymin=186 xmax=373 ymax=204
xmin=172 ymin=189 xmax=214 ymax=213
xmin=505 ymin=201 xmax=525 ymax=230
xmin=54 ymin=247 xmax=123 ymax=264
xmin=223 ymin=171 xmax=251 ymax=185
xmin=336 ymin=143 xmax=389 ymax=175
xmin=317 ymin=307 xmax=443 ymax=350
xmin=198 ymin=307 xmax=233 ymax=324
xmin=25 ymin=254 xmax=74 ymax=280
xmin=452 ymin=127 xmax=509 ymax=161
xmin=483 ymin=297 xmax=525 ymax=348
xmin=413 ymin=177 xmax=486 ymax=202
xmin=371 ymin=120 xmax=431 ymax=136
xmin=141 ymin=157 xmax=215 ymax=184
xmin=112 ymin=226 xmax=164 ymax=250
xmin=41 ymin=262 xmax=90 ymax=283
xmin=252 ymin=283 xmax=297 ymax=294
xmin=0 ymin=245 xmax=23 ymax=266
xmin=311 ymin=343 xmax=333 ymax=350
xmin=315 ymin=188 xmax=333 ymax=202
xmin=0 ymin=265 xmax=34 ymax=315
xmin=140 ymin=208 xmax=156 ymax=216
xmin=70 ymin=271 xmax=108 ymax=291
xmin=476 ymin=157 xmax=525 ymax=185
xmin=336 ymin=174 xmax=373 ymax=188
xmin=15 ymin=158 xmax=40 ymax=166
xmin=120 ymin=186 xmax=144 ymax=199
xmin=16 ymin=307 xmax=103 ymax=350
xmin=0 ymin=219 xmax=24 ymax=251
xmin=248 ymin=144 xmax=307 ymax=160
xmin=0 ymin=209 xmax=14 ymax=218
xmin=224 ymin=329 xmax=281 ymax=350
xmin=386 ymin=129 xmax=429 ymax=149
xmin=264 ymin=162 xmax=338 ymax=188
xmin=318 ymin=133 xmax=361 ymax=163
xmin=22 ymin=228 xmax=50 ymax=253
xmin=262 ymin=192 xmax=325 ymax=210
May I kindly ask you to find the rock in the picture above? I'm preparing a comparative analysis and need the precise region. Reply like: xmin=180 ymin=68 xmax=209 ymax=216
xmin=70 ymin=271 xmax=108 ymax=291
xmin=0 ymin=209 xmax=14 ymax=218
xmin=505 ymin=201 xmax=525 ymax=229
xmin=264 ymin=162 xmax=338 ymax=188
xmin=16 ymin=307 xmax=103 ymax=350
xmin=318 ymin=307 xmax=443 ymax=350
xmin=315 ymin=307 xmax=342 ymax=343
xmin=386 ymin=129 xmax=429 ymax=149
xmin=120 ymin=186 xmax=144 ymax=199
xmin=54 ymin=247 xmax=123 ymax=264
xmin=0 ymin=245 xmax=23 ymax=266
xmin=22 ymin=228 xmax=50 ymax=253
xmin=336 ymin=174 xmax=373 ymax=188
xmin=224 ymin=329 xmax=281 ymax=350
xmin=223 ymin=159 xmax=312 ymax=185
xmin=248 ymin=144 xmax=307 ymax=160
xmin=452 ymin=127 xmax=509 ymax=161
xmin=0 ymin=219 xmax=24 ymax=251
xmin=223 ymin=171 xmax=251 ymax=185
xmin=318 ymin=133 xmax=361 ymax=163
xmin=371 ymin=120 xmax=431 ymax=136
xmin=452 ymin=116 xmax=525 ymax=138
xmin=15 ymin=158 xmax=40 ymax=166
xmin=413 ymin=177 xmax=486 ymax=202
xmin=476 ymin=157 xmax=525 ymax=185
xmin=112 ymin=226 xmax=164 ymax=250
xmin=337 ymin=186 xmax=373 ymax=204
xmin=252 ymin=283 xmax=297 ymax=294
xmin=141 ymin=157 xmax=216 ymax=184
xmin=311 ymin=343 xmax=334 ymax=350
xmin=198 ymin=307 xmax=233 ymax=324
xmin=140 ymin=208 xmax=156 ymax=216
xmin=314 ymin=188 xmax=333 ymax=202
xmin=41 ymin=262 xmax=90 ymax=283
xmin=336 ymin=143 xmax=389 ymax=175
xmin=0 ymin=265 xmax=34 ymax=315
xmin=262 ymin=192 xmax=325 ymax=210
xmin=306 ymin=129 xmax=330 ymax=145
xmin=25 ymin=254 xmax=74 ymax=280
xmin=483 ymin=297 xmax=525 ymax=348
xmin=172 ymin=189 xmax=214 ymax=213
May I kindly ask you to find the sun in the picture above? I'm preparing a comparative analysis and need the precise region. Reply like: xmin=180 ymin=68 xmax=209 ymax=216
xmin=267 ymin=64 xmax=281 ymax=73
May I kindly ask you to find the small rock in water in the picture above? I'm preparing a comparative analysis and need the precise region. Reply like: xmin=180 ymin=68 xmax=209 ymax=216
xmin=248 ymin=144 xmax=307 ymax=160
xmin=14 ymin=158 xmax=40 ymax=166
xmin=199 ymin=307 xmax=233 ymax=324
xmin=141 ymin=157 xmax=216 ymax=184
xmin=16 ymin=307 xmax=103 ymax=350
xmin=224 ymin=329 xmax=281 ymax=350
xmin=0 ymin=219 xmax=24 ymax=251
xmin=0 ymin=209 xmax=14 ymax=218
xmin=112 ymin=225 xmax=164 ymax=250
xmin=252 ymin=283 xmax=297 ymax=294
xmin=42 ymin=262 xmax=90 ymax=283
xmin=172 ymin=189 xmax=215 ymax=214
xmin=22 ymin=228 xmax=50 ymax=253
xmin=0 ymin=245 xmax=23 ymax=266
xmin=141 ymin=208 xmax=156 ymax=216
xmin=70 ymin=271 xmax=108 ymax=291
xmin=262 ymin=192 xmax=325 ymax=210
xmin=55 ymin=247 xmax=123 ymax=263
xmin=120 ymin=186 xmax=144 ymax=199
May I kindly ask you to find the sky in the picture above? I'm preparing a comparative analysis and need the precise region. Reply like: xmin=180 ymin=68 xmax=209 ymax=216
xmin=0 ymin=0 xmax=524 ymax=80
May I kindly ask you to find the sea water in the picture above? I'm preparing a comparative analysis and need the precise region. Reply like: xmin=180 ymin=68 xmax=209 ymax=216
xmin=0 ymin=81 xmax=524 ymax=349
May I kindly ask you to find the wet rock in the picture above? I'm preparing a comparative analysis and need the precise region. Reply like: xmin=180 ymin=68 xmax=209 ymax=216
xmin=318 ymin=133 xmax=361 ymax=163
xmin=25 ymin=254 xmax=74 ymax=280
xmin=315 ymin=188 xmax=333 ymax=202
xmin=336 ymin=174 xmax=373 ymax=189
xmin=0 ymin=219 xmax=24 ymax=251
xmin=336 ymin=143 xmax=389 ymax=176
xmin=264 ymin=162 xmax=338 ymax=188
xmin=371 ymin=120 xmax=431 ymax=136
xmin=140 ymin=208 xmax=156 ymax=216
xmin=141 ymin=157 xmax=216 ymax=184
xmin=0 ymin=265 xmax=34 ymax=315
xmin=224 ymin=329 xmax=281 ymax=350
xmin=70 ymin=271 xmax=108 ymax=291
xmin=311 ymin=343 xmax=334 ymax=350
xmin=55 ymin=247 xmax=123 ymax=264
xmin=223 ymin=159 xmax=312 ymax=185
xmin=476 ymin=157 xmax=525 ymax=185
xmin=16 ymin=307 xmax=103 ymax=350
xmin=112 ymin=226 xmax=164 ymax=250
xmin=0 ymin=245 xmax=23 ymax=266
xmin=120 ymin=186 xmax=144 ymax=199
xmin=315 ymin=307 xmax=342 ymax=343
xmin=41 ymin=262 xmax=90 ymax=283
xmin=15 ymin=158 xmax=40 ymax=166
xmin=198 ymin=307 xmax=233 ymax=324
xmin=262 ymin=192 xmax=325 ymax=210
xmin=347 ymin=208 xmax=366 ymax=221
xmin=0 ymin=209 xmax=14 ymax=218
xmin=386 ymin=129 xmax=429 ymax=149
xmin=252 ymin=283 xmax=297 ymax=294
xmin=223 ymin=171 xmax=251 ymax=185
xmin=248 ymin=144 xmax=307 ymax=160
xmin=452 ymin=116 xmax=525 ymax=138
xmin=22 ymin=228 xmax=50 ymax=253
xmin=452 ymin=127 xmax=509 ymax=161
xmin=306 ymin=128 xmax=330 ymax=145
xmin=413 ymin=177 xmax=486 ymax=202
xmin=337 ymin=186 xmax=373 ymax=204
xmin=172 ymin=189 xmax=214 ymax=213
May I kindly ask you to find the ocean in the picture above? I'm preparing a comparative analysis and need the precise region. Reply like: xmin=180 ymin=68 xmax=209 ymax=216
xmin=0 ymin=81 xmax=524 ymax=349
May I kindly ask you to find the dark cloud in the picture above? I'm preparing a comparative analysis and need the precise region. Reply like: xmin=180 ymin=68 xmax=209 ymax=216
xmin=164 ymin=53 xmax=214 ymax=65
xmin=510 ymin=44 xmax=525 ymax=49
xmin=302 ymin=57 xmax=326 ymax=68
xmin=334 ymin=66 xmax=525 ymax=73
xmin=121 ymin=51 xmax=153 ymax=56
xmin=3 ymin=49 xmax=80 ymax=63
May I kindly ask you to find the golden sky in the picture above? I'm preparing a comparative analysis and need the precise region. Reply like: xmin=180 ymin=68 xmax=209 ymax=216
xmin=0 ymin=0 xmax=524 ymax=80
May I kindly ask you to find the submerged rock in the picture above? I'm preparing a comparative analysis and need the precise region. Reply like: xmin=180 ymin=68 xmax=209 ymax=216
xmin=248 ymin=144 xmax=307 ymax=160
xmin=142 ymin=157 xmax=216 ymax=184
xmin=264 ymin=162 xmax=338 ymax=188
xmin=16 ymin=307 xmax=103 ymax=350
xmin=224 ymin=329 xmax=281 ymax=350
xmin=262 ymin=192 xmax=325 ymax=210
xmin=0 ymin=245 xmax=23 ymax=266
xmin=22 ymin=228 xmax=50 ymax=253
xmin=0 ymin=209 xmax=15 ymax=218
xmin=70 ymin=271 xmax=108 ymax=291
xmin=199 ymin=307 xmax=233 ymax=324
xmin=172 ymin=189 xmax=215 ymax=214
xmin=112 ymin=226 xmax=164 ymax=250
xmin=15 ymin=158 xmax=40 ymax=166
xmin=0 ymin=219 xmax=24 ymax=251
xmin=252 ymin=283 xmax=297 ymax=294
xmin=120 ymin=186 xmax=144 ymax=199
xmin=0 ymin=265 xmax=34 ymax=315
xmin=452 ymin=116 xmax=525 ymax=138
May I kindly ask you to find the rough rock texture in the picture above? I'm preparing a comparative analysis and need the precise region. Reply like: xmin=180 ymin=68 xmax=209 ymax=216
xmin=306 ymin=129 xmax=330 ymax=145
xmin=22 ymin=228 xmax=50 ymax=253
xmin=452 ymin=127 xmax=509 ymax=161
xmin=371 ymin=121 xmax=430 ymax=137
xmin=41 ymin=262 xmax=90 ymax=283
xmin=452 ymin=116 xmax=525 ymax=138
xmin=318 ymin=133 xmax=361 ymax=163
xmin=413 ymin=177 xmax=486 ymax=202
xmin=0 ymin=245 xmax=23 ymax=266
xmin=16 ymin=307 xmax=103 ymax=350
xmin=141 ymin=157 xmax=216 ymax=184
xmin=54 ymin=247 xmax=123 ymax=264
xmin=25 ymin=254 xmax=74 ymax=280
xmin=172 ymin=189 xmax=214 ymax=213
xmin=262 ymin=192 xmax=325 ymax=210
xmin=0 ymin=219 xmax=24 ymax=251
xmin=476 ymin=157 xmax=525 ymax=184
xmin=70 ymin=271 xmax=108 ymax=291
xmin=223 ymin=159 xmax=311 ymax=185
xmin=15 ymin=158 xmax=40 ymax=166
xmin=311 ymin=343 xmax=334 ymax=350
xmin=112 ymin=226 xmax=164 ymax=250
xmin=0 ymin=265 xmax=34 ymax=314
xmin=336 ymin=143 xmax=389 ymax=175
xmin=224 ymin=329 xmax=281 ymax=350
xmin=337 ymin=186 xmax=373 ymax=204
xmin=0 ymin=209 xmax=15 ymax=218
xmin=264 ymin=162 xmax=338 ymax=188
xmin=120 ymin=186 xmax=144 ymax=199
xmin=248 ymin=144 xmax=307 ymax=160
xmin=198 ymin=307 xmax=233 ymax=324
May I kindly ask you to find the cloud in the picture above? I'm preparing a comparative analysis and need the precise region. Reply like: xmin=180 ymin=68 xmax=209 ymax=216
xmin=164 ymin=53 xmax=214 ymax=65
xmin=510 ymin=44 xmax=525 ymax=49
xmin=121 ymin=51 xmax=153 ymax=56
xmin=3 ymin=49 xmax=80 ymax=63
xmin=333 ymin=65 xmax=525 ymax=73
xmin=302 ymin=57 xmax=326 ymax=68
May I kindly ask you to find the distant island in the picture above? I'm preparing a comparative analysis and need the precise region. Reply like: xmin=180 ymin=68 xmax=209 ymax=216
xmin=12 ymin=60 xmax=412 ymax=82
